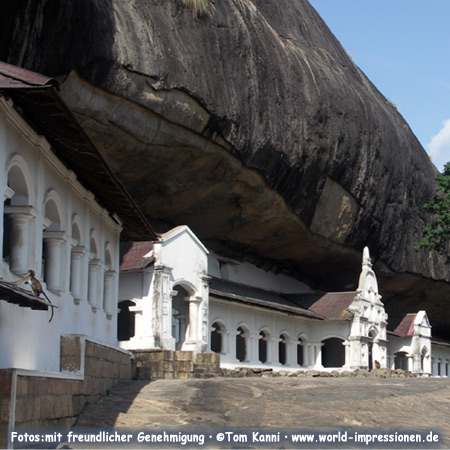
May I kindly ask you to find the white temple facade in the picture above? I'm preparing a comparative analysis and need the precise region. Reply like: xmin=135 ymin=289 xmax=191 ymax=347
xmin=0 ymin=62 xmax=156 ymax=373
xmin=118 ymin=225 xmax=449 ymax=376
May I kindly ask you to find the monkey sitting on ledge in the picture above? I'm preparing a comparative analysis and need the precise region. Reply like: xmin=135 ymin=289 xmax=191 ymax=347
xmin=14 ymin=270 xmax=56 ymax=322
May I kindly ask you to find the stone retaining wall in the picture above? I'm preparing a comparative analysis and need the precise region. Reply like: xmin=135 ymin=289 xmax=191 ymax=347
xmin=132 ymin=350 xmax=221 ymax=380
xmin=0 ymin=335 xmax=131 ymax=448
xmin=222 ymin=367 xmax=417 ymax=378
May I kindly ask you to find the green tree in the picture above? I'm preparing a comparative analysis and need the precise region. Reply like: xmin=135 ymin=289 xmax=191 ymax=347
xmin=415 ymin=162 xmax=450 ymax=261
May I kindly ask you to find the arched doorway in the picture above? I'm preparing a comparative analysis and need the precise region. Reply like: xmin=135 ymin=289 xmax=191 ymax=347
xmin=117 ymin=300 xmax=136 ymax=341
xmin=394 ymin=351 xmax=408 ymax=370
xmin=421 ymin=348 xmax=427 ymax=373
xmin=172 ymin=286 xmax=190 ymax=351
xmin=322 ymin=338 xmax=345 ymax=368
xmin=368 ymin=329 xmax=378 ymax=371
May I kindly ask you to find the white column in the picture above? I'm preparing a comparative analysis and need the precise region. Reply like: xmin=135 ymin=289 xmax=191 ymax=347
xmin=218 ymin=329 xmax=230 ymax=355
xmin=200 ymin=276 xmax=211 ymax=351
xmin=271 ymin=337 xmax=282 ymax=367
xmin=314 ymin=343 xmax=324 ymax=369
xmin=88 ymin=258 xmax=102 ymax=312
xmin=248 ymin=333 xmax=261 ymax=365
xmin=407 ymin=354 xmax=414 ymax=372
xmin=308 ymin=345 xmax=315 ymax=368
xmin=43 ymin=231 xmax=68 ymax=292
xmin=301 ymin=343 xmax=309 ymax=368
xmin=187 ymin=297 xmax=201 ymax=342
xmin=4 ymin=205 xmax=38 ymax=275
xmin=70 ymin=246 xmax=87 ymax=304
xmin=286 ymin=339 xmax=296 ymax=366
xmin=242 ymin=330 xmax=252 ymax=363
xmin=227 ymin=330 xmax=240 ymax=364
xmin=103 ymin=270 xmax=116 ymax=319
xmin=344 ymin=340 xmax=351 ymax=369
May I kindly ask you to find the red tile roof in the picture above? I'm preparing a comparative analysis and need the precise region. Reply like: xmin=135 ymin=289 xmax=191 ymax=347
xmin=287 ymin=292 xmax=356 ymax=320
xmin=388 ymin=314 xmax=416 ymax=337
xmin=120 ymin=241 xmax=154 ymax=271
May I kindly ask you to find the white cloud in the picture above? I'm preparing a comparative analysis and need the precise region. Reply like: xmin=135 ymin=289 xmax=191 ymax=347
xmin=426 ymin=119 xmax=450 ymax=171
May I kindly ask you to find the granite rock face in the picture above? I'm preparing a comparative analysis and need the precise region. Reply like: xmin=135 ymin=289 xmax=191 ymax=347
xmin=1 ymin=0 xmax=449 ymax=336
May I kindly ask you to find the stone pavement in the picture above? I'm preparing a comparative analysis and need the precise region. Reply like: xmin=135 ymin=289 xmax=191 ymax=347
xmin=74 ymin=376 xmax=450 ymax=448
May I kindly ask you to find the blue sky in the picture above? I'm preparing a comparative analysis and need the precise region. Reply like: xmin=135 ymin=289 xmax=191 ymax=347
xmin=308 ymin=0 xmax=450 ymax=171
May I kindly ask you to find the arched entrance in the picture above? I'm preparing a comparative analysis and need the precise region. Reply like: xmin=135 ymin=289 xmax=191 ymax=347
xmin=117 ymin=300 xmax=136 ymax=341
xmin=322 ymin=338 xmax=345 ymax=368
xmin=421 ymin=348 xmax=427 ymax=373
xmin=394 ymin=351 xmax=408 ymax=370
xmin=368 ymin=328 xmax=378 ymax=371
xmin=172 ymin=285 xmax=190 ymax=351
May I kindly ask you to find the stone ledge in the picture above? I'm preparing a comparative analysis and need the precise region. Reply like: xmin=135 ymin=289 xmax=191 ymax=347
xmin=221 ymin=367 xmax=417 ymax=378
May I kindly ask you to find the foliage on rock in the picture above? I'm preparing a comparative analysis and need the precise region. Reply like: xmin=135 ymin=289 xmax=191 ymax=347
xmin=179 ymin=0 xmax=211 ymax=16
xmin=416 ymin=162 xmax=450 ymax=262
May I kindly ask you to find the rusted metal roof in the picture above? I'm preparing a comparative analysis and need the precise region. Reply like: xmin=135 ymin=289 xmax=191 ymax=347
xmin=0 ymin=280 xmax=49 ymax=311
xmin=287 ymin=291 xmax=356 ymax=321
xmin=120 ymin=241 xmax=155 ymax=271
xmin=0 ymin=63 xmax=57 ymax=89
xmin=0 ymin=61 xmax=157 ymax=242
xmin=388 ymin=313 xmax=416 ymax=337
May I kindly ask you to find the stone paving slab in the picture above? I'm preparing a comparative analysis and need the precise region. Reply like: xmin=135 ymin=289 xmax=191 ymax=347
xmin=74 ymin=377 xmax=450 ymax=448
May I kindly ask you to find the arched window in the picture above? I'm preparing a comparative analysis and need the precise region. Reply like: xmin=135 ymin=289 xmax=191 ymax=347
xmin=3 ymin=160 xmax=34 ymax=274
xmin=6 ymin=163 xmax=30 ymax=206
xmin=236 ymin=326 xmax=247 ymax=362
xmin=210 ymin=322 xmax=222 ymax=354
xmin=103 ymin=244 xmax=116 ymax=317
xmin=259 ymin=330 xmax=268 ymax=364
xmin=42 ymin=196 xmax=64 ymax=289
xmin=279 ymin=333 xmax=288 ymax=365
xmin=297 ymin=337 xmax=304 ymax=366
xmin=2 ymin=190 xmax=13 ymax=261
xmin=322 ymin=338 xmax=345 ymax=368
xmin=88 ymin=233 xmax=101 ymax=311
xmin=70 ymin=218 xmax=85 ymax=303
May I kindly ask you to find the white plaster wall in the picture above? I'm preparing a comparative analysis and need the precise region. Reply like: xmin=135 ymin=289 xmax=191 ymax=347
xmin=118 ymin=269 xmax=156 ymax=350
xmin=387 ymin=335 xmax=411 ymax=357
xmin=431 ymin=344 xmax=450 ymax=377
xmin=0 ymin=98 xmax=121 ymax=371
xmin=208 ymin=251 xmax=315 ymax=294
xmin=209 ymin=297 xmax=349 ymax=371
xmin=157 ymin=226 xmax=208 ymax=294
xmin=119 ymin=271 xmax=144 ymax=301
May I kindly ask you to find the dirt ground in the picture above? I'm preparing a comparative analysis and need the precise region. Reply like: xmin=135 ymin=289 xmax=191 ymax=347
xmin=73 ymin=376 xmax=450 ymax=449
